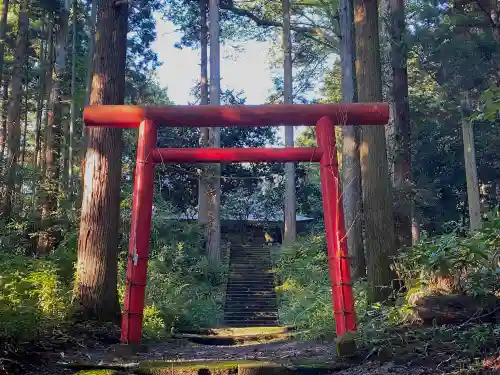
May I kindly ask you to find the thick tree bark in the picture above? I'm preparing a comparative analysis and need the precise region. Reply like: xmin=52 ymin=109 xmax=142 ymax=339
xmin=32 ymin=23 xmax=51 ymax=211
xmin=0 ymin=77 xmax=8 ymax=164
xmin=283 ymin=0 xmax=296 ymax=245
xmin=69 ymin=0 xmax=78 ymax=193
xmin=206 ymin=0 xmax=221 ymax=263
xmin=38 ymin=0 xmax=71 ymax=253
xmin=74 ymin=0 xmax=128 ymax=322
xmin=40 ymin=20 xmax=55 ymax=174
xmin=354 ymin=0 xmax=398 ymax=302
xmin=460 ymin=93 xmax=481 ymax=231
xmin=21 ymin=67 xmax=28 ymax=168
xmin=339 ymin=0 xmax=365 ymax=278
xmin=34 ymin=33 xmax=46 ymax=172
xmin=85 ymin=0 xmax=97 ymax=108
xmin=388 ymin=0 xmax=413 ymax=248
xmin=62 ymin=106 xmax=71 ymax=191
xmin=1 ymin=4 xmax=29 ymax=218
xmin=80 ymin=0 xmax=98 ymax=162
xmin=198 ymin=0 xmax=209 ymax=225
xmin=0 ymin=0 xmax=9 ymax=83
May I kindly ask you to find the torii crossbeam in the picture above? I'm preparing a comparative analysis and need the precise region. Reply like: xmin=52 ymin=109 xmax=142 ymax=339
xmin=83 ymin=103 xmax=389 ymax=344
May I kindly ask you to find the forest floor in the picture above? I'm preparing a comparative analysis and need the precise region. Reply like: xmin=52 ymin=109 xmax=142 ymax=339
xmin=3 ymin=323 xmax=500 ymax=375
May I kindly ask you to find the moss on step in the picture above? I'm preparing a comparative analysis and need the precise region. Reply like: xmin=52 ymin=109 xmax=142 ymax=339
xmin=175 ymin=332 xmax=291 ymax=345
xmin=74 ymin=370 xmax=120 ymax=375
xmin=134 ymin=359 xmax=348 ymax=375
xmin=334 ymin=332 xmax=357 ymax=358
xmin=175 ymin=326 xmax=293 ymax=337
xmin=238 ymin=363 xmax=292 ymax=375
xmin=135 ymin=360 xmax=271 ymax=375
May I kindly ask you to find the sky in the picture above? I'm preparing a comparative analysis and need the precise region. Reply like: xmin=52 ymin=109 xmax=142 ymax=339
xmin=151 ymin=12 xmax=278 ymax=105
xmin=150 ymin=13 xmax=331 ymax=142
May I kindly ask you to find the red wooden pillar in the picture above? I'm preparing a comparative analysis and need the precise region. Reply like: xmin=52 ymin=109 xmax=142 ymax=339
xmin=121 ymin=120 xmax=157 ymax=344
xmin=315 ymin=116 xmax=357 ymax=336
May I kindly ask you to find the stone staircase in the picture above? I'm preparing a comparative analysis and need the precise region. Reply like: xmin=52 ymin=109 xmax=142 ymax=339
xmin=224 ymin=245 xmax=279 ymax=327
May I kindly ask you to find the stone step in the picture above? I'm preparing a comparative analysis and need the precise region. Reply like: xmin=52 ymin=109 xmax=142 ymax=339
xmin=224 ymin=308 xmax=278 ymax=315
xmin=226 ymin=293 xmax=276 ymax=298
xmin=224 ymin=313 xmax=278 ymax=321
xmin=226 ymin=292 xmax=276 ymax=297
xmin=227 ymin=278 xmax=275 ymax=283
xmin=225 ymin=300 xmax=277 ymax=306
xmin=229 ymin=270 xmax=274 ymax=275
xmin=228 ymin=270 xmax=274 ymax=275
xmin=227 ymin=282 xmax=275 ymax=288
xmin=226 ymin=289 xmax=275 ymax=295
xmin=224 ymin=301 xmax=278 ymax=311
xmin=229 ymin=269 xmax=272 ymax=273
xmin=226 ymin=284 xmax=275 ymax=290
xmin=227 ymin=276 xmax=274 ymax=282
xmin=227 ymin=283 xmax=274 ymax=288
xmin=224 ymin=319 xmax=279 ymax=327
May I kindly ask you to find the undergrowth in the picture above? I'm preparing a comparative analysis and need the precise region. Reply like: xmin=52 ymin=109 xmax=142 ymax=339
xmin=273 ymin=210 xmax=500 ymax=347
xmin=0 ymin=196 xmax=227 ymax=345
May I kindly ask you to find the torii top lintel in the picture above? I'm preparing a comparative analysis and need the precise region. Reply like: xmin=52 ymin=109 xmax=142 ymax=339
xmin=83 ymin=103 xmax=389 ymax=128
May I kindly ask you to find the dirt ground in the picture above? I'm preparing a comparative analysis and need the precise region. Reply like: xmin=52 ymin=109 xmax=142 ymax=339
xmin=3 ymin=337 xmax=498 ymax=375
xmin=2 ymin=324 xmax=500 ymax=375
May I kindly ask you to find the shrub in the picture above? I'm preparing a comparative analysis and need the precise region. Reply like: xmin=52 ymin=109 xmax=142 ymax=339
xmin=273 ymin=233 xmax=337 ymax=338
xmin=393 ymin=210 xmax=500 ymax=296
xmin=0 ymin=252 xmax=72 ymax=341
xmin=143 ymin=220 xmax=228 ymax=330
xmin=273 ymin=210 xmax=500 ymax=341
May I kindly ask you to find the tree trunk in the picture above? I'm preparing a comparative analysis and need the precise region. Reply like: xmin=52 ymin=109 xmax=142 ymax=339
xmin=73 ymin=0 xmax=128 ymax=322
xmin=496 ymin=181 xmax=500 ymax=207
xmin=80 ymin=0 xmax=98 ymax=167
xmin=339 ymin=0 xmax=365 ymax=279
xmin=62 ymin=105 xmax=71 ymax=191
xmin=85 ymin=0 xmax=97 ymax=108
xmin=354 ymin=0 xmax=397 ymax=302
xmin=21 ymin=66 xmax=28 ymax=168
xmin=32 ymin=23 xmax=50 ymax=210
xmin=40 ymin=20 xmax=55 ymax=174
xmin=0 ymin=0 xmax=9 ymax=83
xmin=460 ymin=93 xmax=481 ymax=232
xmin=198 ymin=0 xmax=209 ymax=225
xmin=0 ymin=76 xmax=8 ymax=164
xmin=1 ymin=4 xmax=29 ymax=218
xmin=69 ymin=0 xmax=78 ymax=194
xmin=206 ymin=0 xmax=221 ymax=264
xmin=38 ymin=0 xmax=71 ymax=253
xmin=283 ymin=0 xmax=296 ymax=245
xmin=388 ymin=0 xmax=412 ymax=248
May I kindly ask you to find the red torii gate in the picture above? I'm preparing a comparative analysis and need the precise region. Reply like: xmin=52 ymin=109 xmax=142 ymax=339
xmin=83 ymin=103 xmax=389 ymax=344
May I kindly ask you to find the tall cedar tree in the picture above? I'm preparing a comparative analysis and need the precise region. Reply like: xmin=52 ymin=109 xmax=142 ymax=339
xmin=39 ymin=0 xmax=71 ymax=253
xmin=206 ymin=0 xmax=221 ymax=263
xmin=74 ymin=0 xmax=128 ymax=322
xmin=198 ymin=0 xmax=209 ymax=225
xmin=339 ymin=0 xmax=365 ymax=278
xmin=388 ymin=0 xmax=413 ymax=247
xmin=1 ymin=2 xmax=29 ymax=217
xmin=283 ymin=0 xmax=296 ymax=245
xmin=354 ymin=0 xmax=398 ymax=302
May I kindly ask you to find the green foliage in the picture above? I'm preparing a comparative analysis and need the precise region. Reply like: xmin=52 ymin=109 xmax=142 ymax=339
xmin=273 ymin=232 xmax=337 ymax=338
xmin=143 ymin=220 xmax=228 ymax=330
xmin=0 ymin=251 xmax=72 ymax=340
xmin=119 ymin=193 xmax=228 ymax=333
xmin=394 ymin=210 xmax=500 ymax=296
xmin=274 ymin=212 xmax=500 ymax=342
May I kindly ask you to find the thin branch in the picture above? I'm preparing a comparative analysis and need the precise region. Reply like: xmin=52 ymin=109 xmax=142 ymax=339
xmin=220 ymin=3 xmax=338 ymax=47
xmin=472 ymin=0 xmax=500 ymax=30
